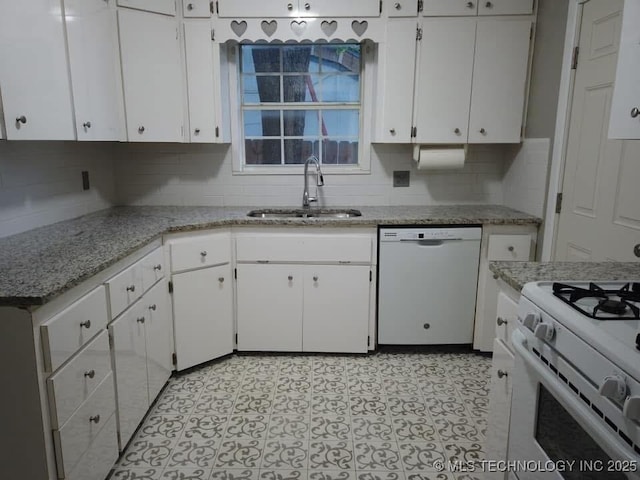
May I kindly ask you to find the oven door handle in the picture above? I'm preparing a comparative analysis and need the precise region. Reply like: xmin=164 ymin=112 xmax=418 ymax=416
xmin=511 ymin=329 xmax=640 ymax=467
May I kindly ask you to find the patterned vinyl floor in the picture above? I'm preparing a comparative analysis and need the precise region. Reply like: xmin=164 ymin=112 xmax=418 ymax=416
xmin=110 ymin=350 xmax=491 ymax=480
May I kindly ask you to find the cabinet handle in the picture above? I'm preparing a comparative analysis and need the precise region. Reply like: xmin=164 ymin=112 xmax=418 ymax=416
xmin=153 ymin=264 xmax=162 ymax=271
xmin=454 ymin=127 xmax=461 ymax=135
xmin=389 ymin=128 xmax=396 ymax=135
xmin=394 ymin=2 xmax=401 ymax=8
xmin=313 ymin=276 xmax=319 ymax=282
xmin=201 ymin=251 xmax=208 ymax=257
xmin=493 ymin=273 xmax=499 ymax=280
xmin=137 ymin=316 xmax=145 ymax=324
xmin=138 ymin=126 xmax=145 ymax=134
xmin=126 ymin=285 xmax=136 ymax=292
xmin=631 ymin=107 xmax=640 ymax=118
xmin=218 ymin=277 xmax=225 ymax=284
xmin=83 ymin=121 xmax=92 ymax=129
xmin=84 ymin=370 xmax=96 ymax=379
xmin=304 ymin=2 xmax=310 ymax=9
xmin=467 ymin=1 xmax=474 ymax=8
xmin=508 ymin=245 xmax=515 ymax=252
xmin=89 ymin=414 xmax=101 ymax=424
xmin=479 ymin=128 xmax=486 ymax=135
xmin=485 ymin=1 xmax=493 ymax=7
xmin=187 ymin=2 xmax=194 ymax=9
xmin=287 ymin=2 xmax=293 ymax=10
xmin=80 ymin=320 xmax=91 ymax=329
xmin=288 ymin=275 xmax=293 ymax=281
xmin=634 ymin=244 xmax=640 ymax=258
xmin=496 ymin=317 xmax=508 ymax=326
xmin=194 ymin=128 xmax=201 ymax=135
xmin=149 ymin=304 xmax=157 ymax=311
xmin=16 ymin=115 xmax=27 ymax=125
xmin=497 ymin=370 xmax=508 ymax=379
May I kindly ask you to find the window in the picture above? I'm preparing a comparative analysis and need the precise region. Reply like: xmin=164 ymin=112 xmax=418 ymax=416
xmin=237 ymin=43 xmax=364 ymax=170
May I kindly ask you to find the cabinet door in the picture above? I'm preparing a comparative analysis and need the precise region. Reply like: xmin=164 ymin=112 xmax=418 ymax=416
xmin=414 ymin=18 xmax=476 ymax=143
xmin=478 ymin=0 xmax=534 ymax=16
xmin=217 ymin=0 xmax=293 ymax=17
xmin=386 ymin=0 xmax=418 ymax=17
xmin=468 ymin=19 xmax=532 ymax=143
xmin=495 ymin=289 xmax=518 ymax=350
xmin=609 ymin=0 xmax=640 ymax=139
xmin=172 ymin=264 xmax=234 ymax=370
xmin=374 ymin=20 xmax=417 ymax=143
xmin=143 ymin=280 xmax=172 ymax=404
xmin=109 ymin=304 xmax=149 ymax=448
xmin=303 ymin=265 xmax=369 ymax=353
xmin=422 ymin=0 xmax=478 ymax=16
xmin=236 ymin=264 xmax=303 ymax=351
xmin=184 ymin=21 xmax=218 ymax=143
xmin=118 ymin=9 xmax=184 ymax=142
xmin=65 ymin=0 xmax=123 ymax=141
xmin=485 ymin=338 xmax=514 ymax=475
xmin=0 ymin=0 xmax=75 ymax=140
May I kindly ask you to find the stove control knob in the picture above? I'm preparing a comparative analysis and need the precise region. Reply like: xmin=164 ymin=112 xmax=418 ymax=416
xmin=599 ymin=375 xmax=628 ymax=403
xmin=522 ymin=312 xmax=541 ymax=331
xmin=623 ymin=395 xmax=640 ymax=421
xmin=534 ymin=322 xmax=555 ymax=342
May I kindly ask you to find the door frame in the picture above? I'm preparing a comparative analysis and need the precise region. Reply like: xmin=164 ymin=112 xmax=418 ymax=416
xmin=541 ymin=0 xmax=587 ymax=261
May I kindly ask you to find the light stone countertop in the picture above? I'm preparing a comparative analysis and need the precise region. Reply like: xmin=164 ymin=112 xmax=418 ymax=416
xmin=489 ymin=261 xmax=640 ymax=292
xmin=0 ymin=205 xmax=541 ymax=307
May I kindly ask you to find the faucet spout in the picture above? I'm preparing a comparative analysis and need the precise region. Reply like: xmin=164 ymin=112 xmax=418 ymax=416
xmin=302 ymin=155 xmax=324 ymax=208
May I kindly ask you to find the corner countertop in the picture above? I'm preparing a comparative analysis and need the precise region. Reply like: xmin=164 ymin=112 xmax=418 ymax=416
xmin=0 ymin=205 xmax=540 ymax=307
xmin=489 ymin=261 xmax=640 ymax=292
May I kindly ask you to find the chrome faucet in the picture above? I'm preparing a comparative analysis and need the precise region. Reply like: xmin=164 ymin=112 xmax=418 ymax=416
xmin=302 ymin=155 xmax=324 ymax=208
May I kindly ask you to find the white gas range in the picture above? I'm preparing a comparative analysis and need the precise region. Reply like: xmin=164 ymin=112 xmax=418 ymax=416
xmin=508 ymin=280 xmax=640 ymax=480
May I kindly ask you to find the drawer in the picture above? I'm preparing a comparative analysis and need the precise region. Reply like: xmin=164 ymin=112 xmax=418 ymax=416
xmin=170 ymin=232 xmax=231 ymax=273
xmin=422 ymin=0 xmax=478 ymax=16
xmin=140 ymin=246 xmax=165 ymax=292
xmin=487 ymin=234 xmax=531 ymax=261
xmin=47 ymin=331 xmax=112 ymax=429
xmin=183 ymin=0 xmax=211 ymax=17
xmin=106 ymin=260 xmax=143 ymax=319
xmin=478 ymin=0 xmax=534 ymax=16
xmin=41 ymin=286 xmax=109 ymax=372
xmin=67 ymin=413 xmax=118 ymax=480
xmin=54 ymin=372 xmax=116 ymax=478
xmin=386 ymin=0 xmax=418 ymax=17
xmin=236 ymin=235 xmax=372 ymax=263
xmin=495 ymin=290 xmax=518 ymax=351
xmin=117 ymin=0 xmax=176 ymax=15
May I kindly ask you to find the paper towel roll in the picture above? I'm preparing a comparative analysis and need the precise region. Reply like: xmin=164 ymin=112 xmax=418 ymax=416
xmin=413 ymin=146 xmax=466 ymax=170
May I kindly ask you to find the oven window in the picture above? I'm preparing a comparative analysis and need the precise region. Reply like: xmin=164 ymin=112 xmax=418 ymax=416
xmin=535 ymin=385 xmax=626 ymax=479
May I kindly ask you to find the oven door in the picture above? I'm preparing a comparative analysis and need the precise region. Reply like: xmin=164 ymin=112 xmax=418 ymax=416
xmin=509 ymin=330 xmax=640 ymax=480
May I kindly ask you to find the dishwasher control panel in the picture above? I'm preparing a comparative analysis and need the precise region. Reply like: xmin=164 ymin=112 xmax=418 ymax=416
xmin=380 ymin=227 xmax=482 ymax=242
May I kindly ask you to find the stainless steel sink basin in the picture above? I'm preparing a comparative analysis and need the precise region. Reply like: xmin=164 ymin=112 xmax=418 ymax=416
xmin=247 ymin=209 xmax=362 ymax=219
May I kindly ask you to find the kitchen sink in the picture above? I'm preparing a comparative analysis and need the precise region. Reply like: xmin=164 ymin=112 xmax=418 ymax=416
xmin=247 ymin=208 xmax=362 ymax=219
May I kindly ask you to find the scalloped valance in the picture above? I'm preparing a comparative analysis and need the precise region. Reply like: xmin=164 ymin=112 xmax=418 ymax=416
xmin=212 ymin=17 xmax=385 ymax=43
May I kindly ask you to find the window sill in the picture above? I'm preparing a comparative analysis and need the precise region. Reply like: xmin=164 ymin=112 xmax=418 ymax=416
xmin=232 ymin=165 xmax=370 ymax=175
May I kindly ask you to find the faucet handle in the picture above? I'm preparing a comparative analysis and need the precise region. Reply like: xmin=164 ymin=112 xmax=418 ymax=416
xmin=317 ymin=173 xmax=324 ymax=187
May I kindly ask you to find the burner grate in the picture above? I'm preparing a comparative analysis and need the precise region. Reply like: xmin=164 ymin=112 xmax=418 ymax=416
xmin=552 ymin=282 xmax=640 ymax=320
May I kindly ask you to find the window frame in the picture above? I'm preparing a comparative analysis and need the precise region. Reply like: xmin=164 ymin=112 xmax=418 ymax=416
xmin=229 ymin=41 xmax=374 ymax=175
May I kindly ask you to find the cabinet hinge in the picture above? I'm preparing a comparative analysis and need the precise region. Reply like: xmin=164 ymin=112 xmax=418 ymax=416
xmin=176 ymin=27 xmax=179 ymax=40
xmin=571 ymin=46 xmax=579 ymax=70
xmin=216 ymin=0 xmax=219 ymax=14
xmin=168 ymin=281 xmax=173 ymax=293
xmin=210 ymin=1 xmax=214 ymax=14
xmin=416 ymin=27 xmax=423 ymax=41
xmin=380 ymin=0 xmax=383 ymax=14
xmin=368 ymin=335 xmax=371 ymax=346
xmin=215 ymin=126 xmax=220 ymax=138
xmin=369 ymin=270 xmax=373 ymax=282
xmin=211 ymin=28 xmax=215 ymax=41
xmin=234 ymin=268 xmax=237 ymax=279
xmin=108 ymin=332 xmax=114 ymax=349
xmin=418 ymin=0 xmax=423 ymax=12
xmin=172 ymin=352 xmax=177 ymax=366
xmin=235 ymin=333 xmax=238 ymax=344
xmin=411 ymin=126 xmax=417 ymax=138
xmin=555 ymin=192 xmax=563 ymax=214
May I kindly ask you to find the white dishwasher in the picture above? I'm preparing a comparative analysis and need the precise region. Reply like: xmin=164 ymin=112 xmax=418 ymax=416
xmin=378 ymin=226 xmax=481 ymax=345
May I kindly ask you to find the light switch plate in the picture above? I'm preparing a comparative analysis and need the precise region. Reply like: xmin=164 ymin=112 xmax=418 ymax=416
xmin=393 ymin=171 xmax=410 ymax=187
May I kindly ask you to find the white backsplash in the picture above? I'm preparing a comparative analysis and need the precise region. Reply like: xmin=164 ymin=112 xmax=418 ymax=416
xmin=0 ymin=142 xmax=116 ymax=238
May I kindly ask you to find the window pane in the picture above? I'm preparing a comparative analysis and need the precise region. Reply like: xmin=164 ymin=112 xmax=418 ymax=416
xmin=283 ymin=45 xmax=319 ymax=73
xmin=283 ymin=75 xmax=318 ymax=103
xmin=322 ymin=110 xmax=359 ymax=137
xmin=321 ymin=74 xmax=359 ymax=102
xmin=244 ymin=110 xmax=281 ymax=137
xmin=323 ymin=139 xmax=358 ymax=165
xmin=244 ymin=76 xmax=281 ymax=103
xmin=284 ymin=139 xmax=319 ymax=164
xmin=243 ymin=45 xmax=281 ymax=73
xmin=283 ymin=110 xmax=319 ymax=136
xmin=245 ymin=139 xmax=282 ymax=165
xmin=319 ymin=44 xmax=360 ymax=74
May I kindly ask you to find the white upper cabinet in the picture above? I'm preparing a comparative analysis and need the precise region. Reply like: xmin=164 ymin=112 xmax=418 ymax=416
xmin=468 ymin=18 xmax=532 ymax=143
xmin=117 ymin=0 xmax=177 ymax=16
xmin=217 ymin=0 xmax=380 ymax=17
xmin=118 ymin=8 xmax=184 ymax=142
xmin=609 ymin=0 xmax=640 ymax=139
xmin=65 ymin=0 xmax=124 ymax=141
xmin=422 ymin=0 xmax=479 ymax=16
xmin=0 ymin=0 xmax=75 ymax=140
xmin=478 ymin=0 xmax=534 ymax=16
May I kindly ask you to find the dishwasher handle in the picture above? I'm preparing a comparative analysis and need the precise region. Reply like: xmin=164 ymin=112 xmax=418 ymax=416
xmin=399 ymin=238 xmax=462 ymax=246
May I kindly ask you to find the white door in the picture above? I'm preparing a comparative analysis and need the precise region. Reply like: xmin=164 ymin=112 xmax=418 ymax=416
xmin=555 ymin=0 xmax=640 ymax=262
xmin=109 ymin=304 xmax=149 ymax=448
xmin=468 ymin=18 xmax=532 ymax=143
xmin=65 ymin=0 xmax=123 ymax=141
xmin=172 ymin=264 xmax=234 ymax=371
xmin=302 ymin=265 xmax=370 ymax=353
xmin=414 ymin=18 xmax=476 ymax=144
xmin=142 ymin=281 xmax=172 ymax=403
xmin=0 ymin=0 xmax=75 ymax=140
xmin=236 ymin=264 xmax=303 ymax=351
xmin=118 ymin=8 xmax=184 ymax=142
xmin=184 ymin=21 xmax=217 ymax=143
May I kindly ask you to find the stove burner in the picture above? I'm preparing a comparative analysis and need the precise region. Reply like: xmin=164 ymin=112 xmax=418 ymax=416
xmin=597 ymin=299 xmax=628 ymax=315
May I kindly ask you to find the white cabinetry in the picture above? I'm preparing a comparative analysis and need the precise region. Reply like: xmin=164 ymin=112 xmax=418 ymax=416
xmin=64 ymin=0 xmax=124 ymax=141
xmin=118 ymin=8 xmax=184 ymax=142
xmin=168 ymin=231 xmax=234 ymax=371
xmin=609 ymin=0 xmax=640 ymax=139
xmin=422 ymin=0 xmax=533 ymax=16
xmin=217 ymin=0 xmax=380 ymax=18
xmin=0 ymin=0 xmax=75 ymax=140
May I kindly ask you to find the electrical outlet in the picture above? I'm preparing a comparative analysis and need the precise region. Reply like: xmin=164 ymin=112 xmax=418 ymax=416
xmin=82 ymin=171 xmax=90 ymax=191
xmin=393 ymin=171 xmax=410 ymax=187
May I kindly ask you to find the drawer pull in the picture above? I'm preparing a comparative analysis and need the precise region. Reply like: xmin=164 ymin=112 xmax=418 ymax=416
xmin=288 ymin=275 xmax=293 ymax=281
xmin=89 ymin=414 xmax=101 ymax=424
xmin=496 ymin=317 xmax=508 ymax=326
xmin=187 ymin=2 xmax=194 ymax=9
xmin=136 ymin=316 xmax=145 ymax=324
xmin=394 ymin=2 xmax=401 ymax=9
xmin=467 ymin=1 xmax=474 ymax=7
xmin=80 ymin=320 xmax=92 ymax=329
xmin=497 ymin=370 xmax=508 ymax=379
xmin=126 ymin=285 xmax=136 ymax=292
xmin=313 ymin=276 xmax=319 ymax=282
xmin=200 ymin=251 xmax=208 ymax=257
xmin=148 ymin=304 xmax=157 ymax=311
xmin=507 ymin=246 xmax=515 ymax=252
xmin=153 ymin=264 xmax=162 ymax=271
xmin=631 ymin=107 xmax=639 ymax=118
xmin=218 ymin=277 xmax=225 ymax=283
xmin=16 ymin=115 xmax=27 ymax=125
xmin=84 ymin=370 xmax=96 ymax=379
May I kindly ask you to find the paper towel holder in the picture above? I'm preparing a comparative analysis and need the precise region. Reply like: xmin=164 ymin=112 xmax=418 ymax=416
xmin=412 ymin=144 xmax=468 ymax=171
